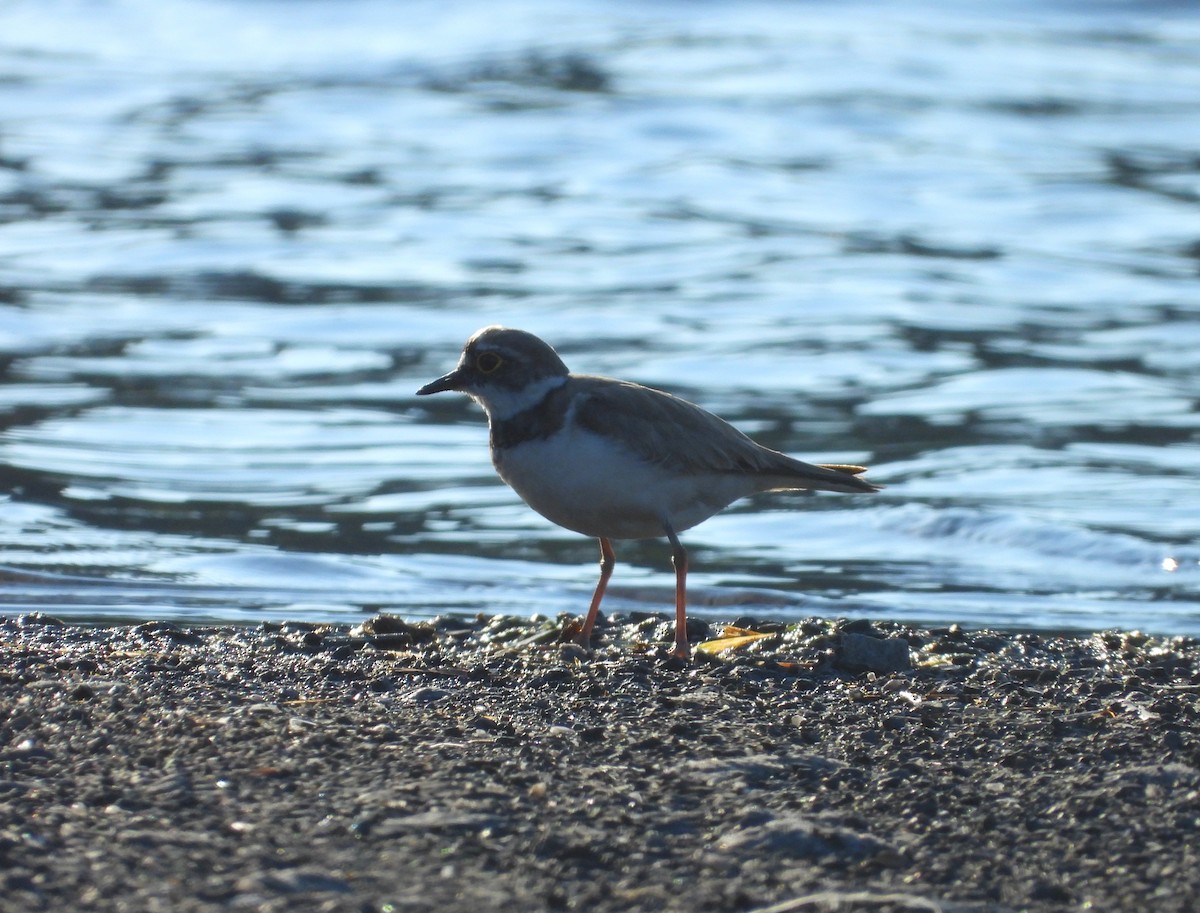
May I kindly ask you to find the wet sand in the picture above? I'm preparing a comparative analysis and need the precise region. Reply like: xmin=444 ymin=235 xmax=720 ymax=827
xmin=2 ymin=611 xmax=1197 ymax=912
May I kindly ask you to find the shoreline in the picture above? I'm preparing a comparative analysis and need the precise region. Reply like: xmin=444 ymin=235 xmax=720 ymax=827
xmin=2 ymin=611 xmax=1197 ymax=912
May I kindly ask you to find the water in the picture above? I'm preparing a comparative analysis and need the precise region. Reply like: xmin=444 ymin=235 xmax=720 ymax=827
xmin=1 ymin=0 xmax=1198 ymax=635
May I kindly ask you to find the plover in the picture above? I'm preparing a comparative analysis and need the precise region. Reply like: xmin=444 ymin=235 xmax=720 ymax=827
xmin=417 ymin=326 xmax=879 ymax=656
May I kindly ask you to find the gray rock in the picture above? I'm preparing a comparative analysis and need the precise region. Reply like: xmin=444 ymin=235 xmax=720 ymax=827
xmin=837 ymin=632 xmax=912 ymax=673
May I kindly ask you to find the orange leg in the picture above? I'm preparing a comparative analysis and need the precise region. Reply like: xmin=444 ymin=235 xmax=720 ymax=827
xmin=577 ymin=537 xmax=615 ymax=648
xmin=664 ymin=524 xmax=690 ymax=657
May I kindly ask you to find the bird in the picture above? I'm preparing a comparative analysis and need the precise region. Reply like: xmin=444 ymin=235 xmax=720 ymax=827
xmin=416 ymin=326 xmax=879 ymax=657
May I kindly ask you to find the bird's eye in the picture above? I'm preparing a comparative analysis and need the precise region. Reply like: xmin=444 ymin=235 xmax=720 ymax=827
xmin=476 ymin=352 xmax=503 ymax=374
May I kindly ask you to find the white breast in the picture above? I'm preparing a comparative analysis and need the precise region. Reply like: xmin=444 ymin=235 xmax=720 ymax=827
xmin=493 ymin=426 xmax=756 ymax=540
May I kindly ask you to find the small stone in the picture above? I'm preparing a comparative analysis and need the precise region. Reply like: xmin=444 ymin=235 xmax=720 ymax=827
xmin=251 ymin=869 xmax=352 ymax=895
xmin=404 ymin=687 xmax=451 ymax=704
xmin=559 ymin=643 xmax=589 ymax=663
xmin=837 ymin=633 xmax=911 ymax=674
xmin=836 ymin=618 xmax=877 ymax=634
xmin=17 ymin=613 xmax=65 ymax=626
xmin=715 ymin=813 xmax=891 ymax=860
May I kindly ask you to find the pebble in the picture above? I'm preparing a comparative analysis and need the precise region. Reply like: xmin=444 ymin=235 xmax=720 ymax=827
xmin=0 ymin=613 xmax=1196 ymax=913
xmin=838 ymin=632 xmax=912 ymax=673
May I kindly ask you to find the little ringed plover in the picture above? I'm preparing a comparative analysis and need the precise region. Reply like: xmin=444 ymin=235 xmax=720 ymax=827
xmin=417 ymin=326 xmax=879 ymax=657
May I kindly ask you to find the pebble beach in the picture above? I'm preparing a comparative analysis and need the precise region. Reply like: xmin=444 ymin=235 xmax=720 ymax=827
xmin=2 ymin=611 xmax=1197 ymax=913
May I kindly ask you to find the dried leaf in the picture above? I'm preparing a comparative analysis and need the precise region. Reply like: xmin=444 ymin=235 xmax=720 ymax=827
xmin=696 ymin=627 xmax=775 ymax=655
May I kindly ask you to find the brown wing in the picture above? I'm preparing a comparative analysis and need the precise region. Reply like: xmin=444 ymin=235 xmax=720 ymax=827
xmin=571 ymin=375 xmax=879 ymax=494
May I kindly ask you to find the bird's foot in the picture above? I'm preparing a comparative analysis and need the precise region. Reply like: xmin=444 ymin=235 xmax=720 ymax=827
xmin=562 ymin=618 xmax=597 ymax=653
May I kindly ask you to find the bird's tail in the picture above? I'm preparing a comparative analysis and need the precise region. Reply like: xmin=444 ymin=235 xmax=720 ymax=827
xmin=760 ymin=460 xmax=882 ymax=494
xmin=814 ymin=463 xmax=882 ymax=493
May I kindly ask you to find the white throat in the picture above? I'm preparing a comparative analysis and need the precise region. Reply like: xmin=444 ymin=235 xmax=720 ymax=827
xmin=472 ymin=374 xmax=567 ymax=421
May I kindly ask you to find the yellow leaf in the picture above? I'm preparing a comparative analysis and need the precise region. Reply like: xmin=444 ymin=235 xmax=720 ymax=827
xmin=696 ymin=627 xmax=775 ymax=655
xmin=718 ymin=625 xmax=762 ymax=637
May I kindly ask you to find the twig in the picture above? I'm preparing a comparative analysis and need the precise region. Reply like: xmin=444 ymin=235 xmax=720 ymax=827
xmin=746 ymin=891 xmax=951 ymax=913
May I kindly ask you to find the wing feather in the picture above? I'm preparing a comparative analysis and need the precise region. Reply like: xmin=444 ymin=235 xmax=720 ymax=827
xmin=570 ymin=376 xmax=878 ymax=494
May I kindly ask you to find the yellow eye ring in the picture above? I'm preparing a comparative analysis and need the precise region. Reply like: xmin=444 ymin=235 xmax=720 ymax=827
xmin=476 ymin=352 xmax=503 ymax=373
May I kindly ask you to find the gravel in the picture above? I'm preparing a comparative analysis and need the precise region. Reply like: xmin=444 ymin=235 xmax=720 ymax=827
xmin=1 ymin=611 xmax=1197 ymax=913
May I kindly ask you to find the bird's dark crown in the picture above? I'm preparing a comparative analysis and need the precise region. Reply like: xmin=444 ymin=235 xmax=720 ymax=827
xmin=454 ymin=326 xmax=570 ymax=393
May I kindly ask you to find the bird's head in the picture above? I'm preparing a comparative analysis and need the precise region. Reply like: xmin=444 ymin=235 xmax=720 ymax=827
xmin=417 ymin=326 xmax=570 ymax=419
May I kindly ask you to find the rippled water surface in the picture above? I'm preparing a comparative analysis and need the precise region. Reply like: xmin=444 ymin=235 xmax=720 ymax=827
xmin=1 ymin=0 xmax=1198 ymax=634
